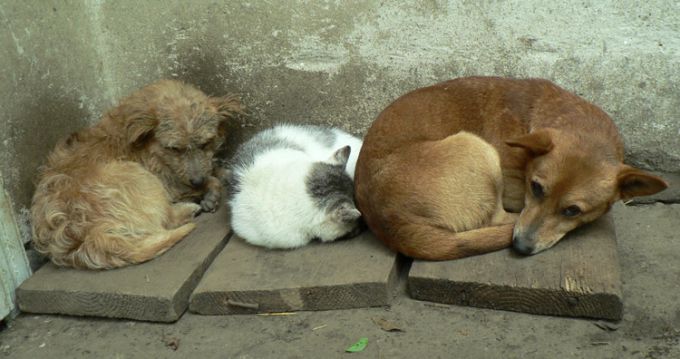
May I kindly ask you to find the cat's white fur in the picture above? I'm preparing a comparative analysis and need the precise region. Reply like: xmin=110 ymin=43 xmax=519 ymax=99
xmin=269 ymin=125 xmax=363 ymax=178
xmin=229 ymin=124 xmax=363 ymax=249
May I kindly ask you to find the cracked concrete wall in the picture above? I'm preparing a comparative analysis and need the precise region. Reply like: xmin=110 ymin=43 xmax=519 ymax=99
xmin=1 ymin=0 xmax=679 ymax=243
xmin=0 ymin=1 xmax=112 ymax=242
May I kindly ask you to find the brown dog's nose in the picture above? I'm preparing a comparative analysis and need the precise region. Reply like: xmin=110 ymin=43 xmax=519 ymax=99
xmin=512 ymin=235 xmax=534 ymax=255
xmin=190 ymin=176 xmax=206 ymax=188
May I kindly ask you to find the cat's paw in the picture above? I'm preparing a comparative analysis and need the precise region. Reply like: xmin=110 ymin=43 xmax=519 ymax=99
xmin=200 ymin=190 xmax=221 ymax=213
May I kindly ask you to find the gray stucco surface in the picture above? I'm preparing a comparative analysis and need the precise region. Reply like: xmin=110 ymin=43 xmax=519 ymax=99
xmin=1 ymin=0 xmax=678 ymax=243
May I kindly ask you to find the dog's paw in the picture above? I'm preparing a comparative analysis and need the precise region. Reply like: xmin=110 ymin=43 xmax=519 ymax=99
xmin=186 ymin=202 xmax=203 ymax=216
xmin=214 ymin=167 xmax=232 ymax=185
xmin=200 ymin=191 xmax=221 ymax=213
xmin=171 ymin=202 xmax=203 ymax=226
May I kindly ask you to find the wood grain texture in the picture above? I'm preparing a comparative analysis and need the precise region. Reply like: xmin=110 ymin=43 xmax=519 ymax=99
xmin=16 ymin=203 xmax=231 ymax=322
xmin=189 ymin=231 xmax=398 ymax=315
xmin=408 ymin=214 xmax=623 ymax=320
xmin=0 ymin=172 xmax=32 ymax=319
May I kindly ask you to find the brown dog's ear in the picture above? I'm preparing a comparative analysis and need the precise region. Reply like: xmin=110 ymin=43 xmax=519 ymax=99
xmin=211 ymin=95 xmax=244 ymax=139
xmin=210 ymin=95 xmax=244 ymax=121
xmin=506 ymin=129 xmax=554 ymax=156
xmin=123 ymin=106 xmax=159 ymax=145
xmin=617 ymin=165 xmax=668 ymax=201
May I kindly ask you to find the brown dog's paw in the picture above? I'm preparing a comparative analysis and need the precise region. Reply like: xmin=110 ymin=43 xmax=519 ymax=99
xmin=200 ymin=190 xmax=221 ymax=213
xmin=172 ymin=202 xmax=202 ymax=224
xmin=215 ymin=167 xmax=232 ymax=185
xmin=187 ymin=202 xmax=203 ymax=216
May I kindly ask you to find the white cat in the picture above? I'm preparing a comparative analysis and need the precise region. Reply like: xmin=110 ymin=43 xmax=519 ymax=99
xmin=228 ymin=124 xmax=364 ymax=249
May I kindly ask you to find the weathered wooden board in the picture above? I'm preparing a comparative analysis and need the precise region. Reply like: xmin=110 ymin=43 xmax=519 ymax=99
xmin=0 ymin=172 xmax=31 ymax=320
xmin=189 ymin=231 xmax=398 ymax=315
xmin=16 ymin=204 xmax=231 ymax=322
xmin=408 ymin=214 xmax=623 ymax=320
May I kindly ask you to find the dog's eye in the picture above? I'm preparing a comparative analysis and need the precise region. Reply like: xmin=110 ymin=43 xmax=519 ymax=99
xmin=562 ymin=205 xmax=582 ymax=217
xmin=530 ymin=180 xmax=544 ymax=198
xmin=167 ymin=146 xmax=183 ymax=153
xmin=199 ymin=142 xmax=210 ymax=150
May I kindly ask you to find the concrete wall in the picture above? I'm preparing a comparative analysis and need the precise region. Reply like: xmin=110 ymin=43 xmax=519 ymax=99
xmin=1 ymin=0 xmax=678 ymax=243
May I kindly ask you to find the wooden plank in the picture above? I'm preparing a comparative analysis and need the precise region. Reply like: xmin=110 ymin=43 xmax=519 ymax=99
xmin=0 ymin=171 xmax=31 ymax=320
xmin=189 ymin=231 xmax=398 ymax=315
xmin=408 ymin=214 xmax=623 ymax=320
xmin=16 ymin=204 xmax=230 ymax=322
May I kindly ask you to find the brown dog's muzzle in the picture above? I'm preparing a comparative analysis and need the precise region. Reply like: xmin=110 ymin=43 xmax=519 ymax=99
xmin=512 ymin=237 xmax=533 ymax=255
xmin=190 ymin=176 xmax=206 ymax=188
xmin=512 ymin=226 xmax=537 ymax=255
xmin=512 ymin=215 xmax=572 ymax=255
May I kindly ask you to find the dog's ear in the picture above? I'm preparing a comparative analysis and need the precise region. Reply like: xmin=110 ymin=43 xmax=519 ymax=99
xmin=210 ymin=95 xmax=244 ymax=121
xmin=126 ymin=114 xmax=158 ymax=145
xmin=506 ymin=129 xmax=554 ymax=156
xmin=210 ymin=95 xmax=244 ymax=138
xmin=117 ymin=99 xmax=159 ymax=145
xmin=617 ymin=165 xmax=668 ymax=201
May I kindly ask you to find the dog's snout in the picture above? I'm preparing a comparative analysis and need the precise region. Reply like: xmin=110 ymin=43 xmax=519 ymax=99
xmin=512 ymin=235 xmax=535 ymax=255
xmin=190 ymin=176 xmax=206 ymax=188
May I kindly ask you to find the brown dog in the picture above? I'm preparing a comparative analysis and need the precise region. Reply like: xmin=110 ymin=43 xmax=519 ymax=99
xmin=31 ymin=80 xmax=242 ymax=269
xmin=355 ymin=77 xmax=667 ymax=260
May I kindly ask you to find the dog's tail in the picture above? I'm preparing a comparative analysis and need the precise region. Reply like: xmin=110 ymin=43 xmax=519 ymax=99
xmin=383 ymin=222 xmax=514 ymax=260
xmin=65 ymin=223 xmax=196 ymax=270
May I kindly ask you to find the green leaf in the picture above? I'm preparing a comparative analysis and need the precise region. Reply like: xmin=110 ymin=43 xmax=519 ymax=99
xmin=345 ymin=337 xmax=368 ymax=353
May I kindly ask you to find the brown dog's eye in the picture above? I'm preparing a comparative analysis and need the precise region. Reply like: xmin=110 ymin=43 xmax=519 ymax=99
xmin=530 ymin=180 xmax=544 ymax=198
xmin=199 ymin=142 xmax=210 ymax=150
xmin=167 ymin=146 xmax=183 ymax=153
xmin=562 ymin=205 xmax=582 ymax=217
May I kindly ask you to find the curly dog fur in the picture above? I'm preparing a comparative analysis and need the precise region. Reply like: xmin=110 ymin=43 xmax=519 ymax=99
xmin=31 ymin=79 xmax=242 ymax=269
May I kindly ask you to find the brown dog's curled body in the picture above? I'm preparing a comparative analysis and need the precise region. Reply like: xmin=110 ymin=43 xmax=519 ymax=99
xmin=355 ymin=77 xmax=667 ymax=260
xmin=31 ymin=80 xmax=242 ymax=269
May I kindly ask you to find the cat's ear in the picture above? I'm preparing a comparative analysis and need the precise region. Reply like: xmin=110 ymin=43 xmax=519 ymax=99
xmin=332 ymin=202 xmax=361 ymax=223
xmin=328 ymin=146 xmax=351 ymax=167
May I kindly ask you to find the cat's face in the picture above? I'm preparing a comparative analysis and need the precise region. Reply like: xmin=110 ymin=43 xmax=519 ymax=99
xmin=306 ymin=145 xmax=363 ymax=242
xmin=317 ymin=201 xmax=363 ymax=242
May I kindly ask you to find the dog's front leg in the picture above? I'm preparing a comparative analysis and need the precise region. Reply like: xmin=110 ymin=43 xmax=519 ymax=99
xmin=200 ymin=176 xmax=222 ymax=212
xmin=501 ymin=168 xmax=526 ymax=213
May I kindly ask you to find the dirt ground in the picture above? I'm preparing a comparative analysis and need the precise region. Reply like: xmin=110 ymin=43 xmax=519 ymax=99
xmin=0 ymin=202 xmax=678 ymax=359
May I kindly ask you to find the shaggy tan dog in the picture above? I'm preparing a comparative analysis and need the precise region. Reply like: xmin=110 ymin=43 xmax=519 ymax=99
xmin=31 ymin=80 xmax=242 ymax=269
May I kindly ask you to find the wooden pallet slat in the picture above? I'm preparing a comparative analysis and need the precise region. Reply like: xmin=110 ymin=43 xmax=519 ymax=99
xmin=189 ymin=231 xmax=398 ymax=315
xmin=16 ymin=204 xmax=231 ymax=322
xmin=408 ymin=214 xmax=623 ymax=320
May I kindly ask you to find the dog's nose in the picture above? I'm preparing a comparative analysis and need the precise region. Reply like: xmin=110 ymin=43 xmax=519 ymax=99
xmin=512 ymin=235 xmax=534 ymax=255
xmin=190 ymin=176 xmax=206 ymax=188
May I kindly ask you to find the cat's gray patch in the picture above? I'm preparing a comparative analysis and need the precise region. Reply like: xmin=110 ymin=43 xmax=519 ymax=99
xmin=229 ymin=129 xmax=304 ymax=193
xmin=305 ymin=162 xmax=355 ymax=211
